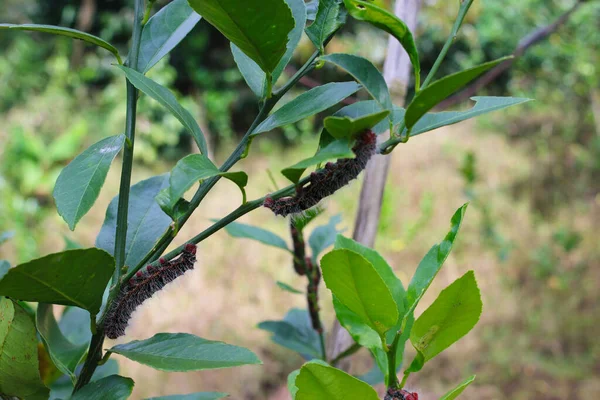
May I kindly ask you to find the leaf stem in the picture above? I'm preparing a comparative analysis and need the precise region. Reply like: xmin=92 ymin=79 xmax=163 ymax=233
xmin=73 ymin=0 xmax=145 ymax=392
xmin=127 ymin=49 xmax=324 ymax=281
xmin=420 ymin=0 xmax=474 ymax=90
xmin=387 ymin=330 xmax=402 ymax=389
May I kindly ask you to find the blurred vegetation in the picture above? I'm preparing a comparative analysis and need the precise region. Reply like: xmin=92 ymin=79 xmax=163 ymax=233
xmin=0 ymin=0 xmax=598 ymax=399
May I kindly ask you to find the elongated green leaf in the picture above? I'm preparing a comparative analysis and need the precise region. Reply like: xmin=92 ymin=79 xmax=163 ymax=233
xmin=252 ymin=82 xmax=362 ymax=135
xmin=405 ymin=204 xmax=468 ymax=317
xmin=321 ymin=249 xmax=398 ymax=336
xmin=70 ymin=375 xmax=134 ymax=400
xmin=222 ymin=221 xmax=289 ymax=251
xmin=276 ymin=281 xmax=303 ymax=294
xmin=306 ymin=0 xmax=319 ymax=20
xmin=309 ymin=214 xmax=344 ymax=261
xmin=116 ymin=66 xmax=207 ymax=155
xmin=411 ymin=96 xmax=533 ymax=136
xmin=332 ymin=296 xmax=381 ymax=349
xmin=189 ymin=0 xmax=294 ymax=74
xmin=147 ymin=393 xmax=228 ymax=400
xmin=59 ymin=306 xmax=92 ymax=346
xmin=405 ymin=57 xmax=513 ymax=130
xmin=36 ymin=304 xmax=88 ymax=382
xmin=408 ymin=271 xmax=482 ymax=370
xmin=343 ymin=0 xmax=420 ymax=89
xmin=295 ymin=362 xmax=379 ymax=400
xmin=168 ymin=154 xmax=248 ymax=207
xmin=258 ymin=309 xmax=321 ymax=358
xmin=334 ymin=101 xmax=405 ymax=135
xmin=110 ymin=333 xmax=261 ymax=372
xmin=324 ymin=110 xmax=390 ymax=139
xmin=282 ymin=139 xmax=353 ymax=183
xmin=0 ymin=248 xmax=114 ymax=315
xmin=306 ymin=0 xmax=346 ymax=51
xmin=96 ymin=175 xmax=171 ymax=270
xmin=0 ymin=299 xmax=49 ymax=400
xmin=53 ymin=134 xmax=125 ymax=230
xmin=232 ymin=0 xmax=306 ymax=97
xmin=440 ymin=375 xmax=476 ymax=400
xmin=322 ymin=54 xmax=392 ymax=111
xmin=138 ymin=0 xmax=202 ymax=73
xmin=0 ymin=23 xmax=122 ymax=63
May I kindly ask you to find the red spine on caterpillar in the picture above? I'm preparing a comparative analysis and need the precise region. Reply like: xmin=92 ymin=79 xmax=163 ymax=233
xmin=104 ymin=243 xmax=197 ymax=339
xmin=385 ymin=389 xmax=418 ymax=400
xmin=265 ymin=130 xmax=377 ymax=217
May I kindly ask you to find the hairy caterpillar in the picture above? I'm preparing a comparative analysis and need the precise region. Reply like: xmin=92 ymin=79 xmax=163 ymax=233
xmin=105 ymin=243 xmax=197 ymax=339
xmin=264 ymin=130 xmax=377 ymax=217
xmin=385 ymin=389 xmax=418 ymax=400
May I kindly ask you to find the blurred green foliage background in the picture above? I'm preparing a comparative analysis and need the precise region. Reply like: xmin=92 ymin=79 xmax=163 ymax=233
xmin=0 ymin=0 xmax=598 ymax=399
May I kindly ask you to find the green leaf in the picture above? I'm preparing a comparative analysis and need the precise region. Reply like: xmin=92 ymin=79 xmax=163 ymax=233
xmin=168 ymin=155 xmax=247 ymax=208
xmin=411 ymin=96 xmax=533 ymax=136
xmin=409 ymin=271 xmax=482 ymax=369
xmin=276 ymin=281 xmax=304 ymax=294
xmin=306 ymin=0 xmax=318 ymax=20
xmin=0 ymin=248 xmax=115 ymax=315
xmin=332 ymin=296 xmax=381 ymax=349
xmin=321 ymin=54 xmax=392 ymax=111
xmin=70 ymin=375 xmax=134 ymax=400
xmin=59 ymin=306 xmax=92 ymax=346
xmin=53 ymin=134 xmax=125 ymax=230
xmin=96 ymin=175 xmax=172 ymax=270
xmin=309 ymin=214 xmax=344 ymax=261
xmin=334 ymin=101 xmax=405 ymax=135
xmin=295 ymin=361 xmax=379 ymax=400
xmin=342 ymin=0 xmax=420 ymax=90
xmin=116 ymin=65 xmax=207 ymax=155
xmin=305 ymin=0 xmax=346 ymax=51
xmin=222 ymin=221 xmax=289 ymax=251
xmin=321 ymin=249 xmax=398 ymax=337
xmin=0 ymin=298 xmax=49 ymax=400
xmin=0 ymin=260 xmax=10 ymax=281
xmin=232 ymin=0 xmax=306 ymax=98
xmin=324 ymin=110 xmax=390 ymax=139
xmin=404 ymin=57 xmax=513 ymax=130
xmin=334 ymin=235 xmax=405 ymax=318
xmin=288 ymin=369 xmax=300 ymax=399
xmin=258 ymin=309 xmax=321 ymax=358
xmin=109 ymin=333 xmax=261 ymax=372
xmin=146 ymin=393 xmax=228 ymax=400
xmin=440 ymin=375 xmax=476 ymax=400
xmin=252 ymin=82 xmax=362 ymax=135
xmin=291 ymin=207 xmax=325 ymax=232
xmin=138 ymin=0 xmax=202 ymax=73
xmin=405 ymin=204 xmax=468 ymax=317
xmin=0 ymin=24 xmax=122 ymax=64
xmin=189 ymin=0 xmax=295 ymax=74
xmin=282 ymin=139 xmax=353 ymax=183
xmin=36 ymin=304 xmax=88 ymax=382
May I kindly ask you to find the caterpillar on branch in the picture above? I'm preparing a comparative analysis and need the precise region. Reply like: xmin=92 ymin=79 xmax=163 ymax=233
xmin=264 ymin=130 xmax=377 ymax=217
xmin=105 ymin=243 xmax=197 ymax=339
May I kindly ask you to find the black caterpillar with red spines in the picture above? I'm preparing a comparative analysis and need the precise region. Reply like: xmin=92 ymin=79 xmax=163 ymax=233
xmin=264 ymin=130 xmax=377 ymax=217
xmin=105 ymin=243 xmax=197 ymax=339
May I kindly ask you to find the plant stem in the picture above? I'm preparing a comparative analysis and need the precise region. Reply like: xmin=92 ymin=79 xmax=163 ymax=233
xmin=127 ymin=49 xmax=323 ymax=280
xmin=387 ymin=331 xmax=402 ymax=389
xmin=420 ymin=0 xmax=474 ymax=89
xmin=330 ymin=342 xmax=361 ymax=366
xmin=73 ymin=0 xmax=145 ymax=392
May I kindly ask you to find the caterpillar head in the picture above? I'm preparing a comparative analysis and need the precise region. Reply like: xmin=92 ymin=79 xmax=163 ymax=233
xmin=184 ymin=243 xmax=197 ymax=255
